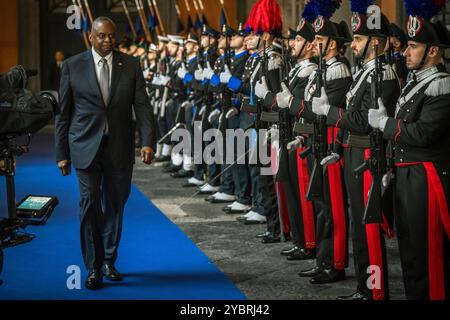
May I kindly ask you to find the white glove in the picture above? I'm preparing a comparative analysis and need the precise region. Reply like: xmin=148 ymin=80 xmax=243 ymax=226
xmin=203 ymin=62 xmax=215 ymax=80
xmin=181 ymin=101 xmax=193 ymax=109
xmin=226 ymin=107 xmax=239 ymax=119
xmin=177 ymin=64 xmax=187 ymax=79
xmin=255 ymin=76 xmax=269 ymax=99
xmin=320 ymin=152 xmax=340 ymax=168
xmin=382 ymin=170 xmax=394 ymax=188
xmin=160 ymin=75 xmax=170 ymax=86
xmin=265 ymin=125 xmax=278 ymax=142
xmin=199 ymin=105 xmax=206 ymax=116
xmin=194 ymin=67 xmax=204 ymax=81
xmin=208 ymin=109 xmax=221 ymax=123
xmin=165 ymin=99 xmax=174 ymax=108
xmin=276 ymin=82 xmax=293 ymax=109
xmin=368 ymin=98 xmax=389 ymax=131
xmin=220 ymin=65 xmax=232 ymax=84
xmin=312 ymin=87 xmax=331 ymax=116
xmin=286 ymin=136 xmax=305 ymax=151
xmin=151 ymin=76 xmax=162 ymax=86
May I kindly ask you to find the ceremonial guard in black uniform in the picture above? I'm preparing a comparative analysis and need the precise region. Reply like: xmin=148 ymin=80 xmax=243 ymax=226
xmin=219 ymin=24 xmax=253 ymax=214
xmin=279 ymin=0 xmax=353 ymax=285
xmin=254 ymin=8 xmax=318 ymax=260
xmin=153 ymin=35 xmax=185 ymax=172
xmin=205 ymin=24 xmax=240 ymax=204
xmin=168 ymin=33 xmax=200 ymax=177
xmin=195 ymin=25 xmax=227 ymax=194
xmin=223 ymin=0 xmax=283 ymax=233
xmin=312 ymin=0 xmax=401 ymax=299
xmin=152 ymin=35 xmax=171 ymax=162
xmin=368 ymin=0 xmax=450 ymax=300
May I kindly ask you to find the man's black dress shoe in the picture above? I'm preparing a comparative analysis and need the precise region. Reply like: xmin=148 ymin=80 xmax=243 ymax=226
xmin=205 ymin=195 xmax=234 ymax=203
xmin=171 ymin=169 xmax=193 ymax=178
xmin=256 ymin=231 xmax=271 ymax=239
xmin=286 ymin=248 xmax=316 ymax=261
xmin=163 ymin=164 xmax=182 ymax=173
xmin=163 ymin=161 xmax=172 ymax=168
xmin=197 ymin=189 xmax=218 ymax=195
xmin=310 ymin=268 xmax=345 ymax=284
xmin=154 ymin=155 xmax=170 ymax=163
xmin=261 ymin=235 xmax=281 ymax=244
xmin=224 ymin=207 xmax=249 ymax=214
xmin=298 ymin=266 xmax=323 ymax=277
xmin=182 ymin=182 xmax=201 ymax=188
xmin=244 ymin=218 xmax=266 ymax=225
xmin=208 ymin=198 xmax=234 ymax=204
xmin=235 ymin=215 xmax=248 ymax=222
xmin=336 ymin=291 xmax=371 ymax=300
xmin=280 ymin=246 xmax=299 ymax=256
xmin=85 ymin=269 xmax=103 ymax=290
xmin=102 ymin=264 xmax=123 ymax=282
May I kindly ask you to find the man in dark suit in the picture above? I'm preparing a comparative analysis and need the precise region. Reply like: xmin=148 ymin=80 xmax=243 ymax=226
xmin=55 ymin=17 xmax=155 ymax=290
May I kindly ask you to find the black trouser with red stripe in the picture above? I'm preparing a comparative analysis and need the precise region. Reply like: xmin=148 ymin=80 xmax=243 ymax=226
xmin=280 ymin=151 xmax=305 ymax=248
xmin=394 ymin=164 xmax=450 ymax=300
xmin=343 ymin=147 xmax=389 ymax=298
xmin=313 ymin=160 xmax=348 ymax=270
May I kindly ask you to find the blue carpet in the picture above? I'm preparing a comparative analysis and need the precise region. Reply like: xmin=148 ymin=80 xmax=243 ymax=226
xmin=0 ymin=133 xmax=245 ymax=300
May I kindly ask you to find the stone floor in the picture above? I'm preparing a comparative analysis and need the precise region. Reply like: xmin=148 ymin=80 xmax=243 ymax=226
xmin=132 ymin=159 xmax=406 ymax=300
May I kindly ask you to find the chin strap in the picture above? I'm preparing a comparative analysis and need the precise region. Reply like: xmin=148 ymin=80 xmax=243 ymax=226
xmin=296 ymin=41 xmax=306 ymax=59
xmin=322 ymin=37 xmax=332 ymax=57
xmin=418 ymin=45 xmax=430 ymax=69
xmin=256 ymin=36 xmax=262 ymax=51
xmin=360 ymin=36 xmax=372 ymax=67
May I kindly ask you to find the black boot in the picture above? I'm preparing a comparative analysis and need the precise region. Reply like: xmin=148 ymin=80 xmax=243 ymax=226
xmin=298 ymin=266 xmax=323 ymax=277
xmin=286 ymin=248 xmax=316 ymax=261
xmin=310 ymin=268 xmax=346 ymax=284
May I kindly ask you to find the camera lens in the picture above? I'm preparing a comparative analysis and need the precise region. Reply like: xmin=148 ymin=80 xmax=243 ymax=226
xmin=39 ymin=91 xmax=58 ymax=111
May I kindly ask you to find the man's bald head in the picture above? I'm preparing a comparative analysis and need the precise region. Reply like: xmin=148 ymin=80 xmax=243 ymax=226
xmin=92 ymin=16 xmax=117 ymax=33
xmin=89 ymin=17 xmax=116 ymax=57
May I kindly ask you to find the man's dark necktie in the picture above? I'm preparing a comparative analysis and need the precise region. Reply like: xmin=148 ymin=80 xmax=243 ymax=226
xmin=99 ymin=58 xmax=110 ymax=106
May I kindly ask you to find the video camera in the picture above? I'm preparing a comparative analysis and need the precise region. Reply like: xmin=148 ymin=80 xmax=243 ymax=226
xmin=0 ymin=65 xmax=57 ymax=136
xmin=0 ymin=65 xmax=59 ymax=280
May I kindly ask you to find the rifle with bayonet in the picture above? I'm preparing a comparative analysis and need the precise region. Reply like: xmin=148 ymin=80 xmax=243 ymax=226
xmin=218 ymin=27 xmax=232 ymax=136
xmin=276 ymin=38 xmax=293 ymax=181
xmin=240 ymin=39 xmax=268 ymax=166
xmin=152 ymin=51 xmax=162 ymax=116
xmin=158 ymin=46 xmax=200 ymax=145
xmin=353 ymin=44 xmax=384 ymax=224
xmin=198 ymin=34 xmax=214 ymax=165
xmin=158 ymin=50 xmax=172 ymax=118
xmin=299 ymin=43 xmax=327 ymax=201
xmin=252 ymin=40 xmax=270 ymax=167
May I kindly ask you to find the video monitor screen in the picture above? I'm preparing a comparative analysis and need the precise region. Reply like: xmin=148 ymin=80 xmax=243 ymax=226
xmin=17 ymin=196 xmax=53 ymax=211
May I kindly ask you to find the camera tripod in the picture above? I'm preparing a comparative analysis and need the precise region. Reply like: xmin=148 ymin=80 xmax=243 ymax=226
xmin=0 ymin=135 xmax=34 ymax=248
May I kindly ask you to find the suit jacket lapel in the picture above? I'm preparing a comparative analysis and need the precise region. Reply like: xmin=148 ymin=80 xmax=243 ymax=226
xmin=84 ymin=50 xmax=105 ymax=107
xmin=108 ymin=51 xmax=123 ymax=107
